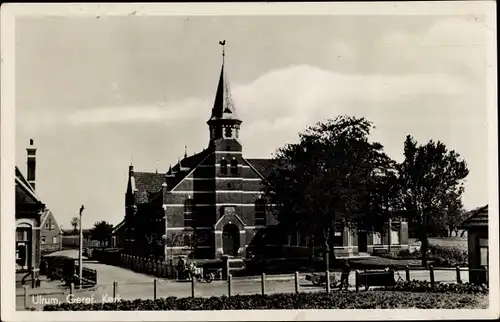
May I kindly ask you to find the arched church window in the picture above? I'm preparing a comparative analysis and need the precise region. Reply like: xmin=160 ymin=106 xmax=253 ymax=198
xmin=231 ymin=158 xmax=238 ymax=175
xmin=255 ymin=198 xmax=266 ymax=226
xmin=184 ymin=198 xmax=194 ymax=227
xmin=225 ymin=127 xmax=232 ymax=138
xmin=220 ymin=158 xmax=228 ymax=175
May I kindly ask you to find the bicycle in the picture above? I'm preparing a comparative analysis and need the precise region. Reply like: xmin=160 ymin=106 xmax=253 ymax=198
xmin=392 ymin=268 xmax=406 ymax=289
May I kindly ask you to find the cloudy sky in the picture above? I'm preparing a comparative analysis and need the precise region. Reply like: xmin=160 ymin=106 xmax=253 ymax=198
xmin=15 ymin=13 xmax=493 ymax=229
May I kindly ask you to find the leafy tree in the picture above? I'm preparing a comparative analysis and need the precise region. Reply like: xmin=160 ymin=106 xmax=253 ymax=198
xmin=71 ymin=217 xmax=80 ymax=234
xmin=265 ymin=116 xmax=396 ymax=269
xmin=396 ymin=135 xmax=469 ymax=266
xmin=133 ymin=198 xmax=165 ymax=259
xmin=440 ymin=193 xmax=468 ymax=237
xmin=90 ymin=221 xmax=114 ymax=247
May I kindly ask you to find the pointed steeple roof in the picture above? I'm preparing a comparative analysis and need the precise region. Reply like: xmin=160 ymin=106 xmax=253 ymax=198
xmin=208 ymin=41 xmax=241 ymax=124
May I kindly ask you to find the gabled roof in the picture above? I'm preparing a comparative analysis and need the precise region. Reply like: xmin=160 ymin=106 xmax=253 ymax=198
xmin=166 ymin=149 xmax=211 ymax=191
xmin=62 ymin=228 xmax=92 ymax=236
xmin=112 ymin=219 xmax=126 ymax=234
xmin=133 ymin=172 xmax=166 ymax=203
xmin=130 ymin=149 xmax=212 ymax=202
xmin=460 ymin=205 xmax=488 ymax=229
xmin=245 ymin=158 xmax=278 ymax=179
xmin=15 ymin=166 xmax=42 ymax=207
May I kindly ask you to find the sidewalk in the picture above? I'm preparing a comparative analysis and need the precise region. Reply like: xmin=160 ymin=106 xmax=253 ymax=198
xmin=16 ymin=276 xmax=77 ymax=297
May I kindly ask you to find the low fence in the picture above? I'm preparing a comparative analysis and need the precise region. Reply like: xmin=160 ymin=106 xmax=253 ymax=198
xmin=19 ymin=265 xmax=489 ymax=311
xmin=95 ymin=253 xmax=245 ymax=280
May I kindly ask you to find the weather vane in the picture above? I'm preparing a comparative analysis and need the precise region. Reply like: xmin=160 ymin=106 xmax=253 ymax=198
xmin=219 ymin=40 xmax=226 ymax=63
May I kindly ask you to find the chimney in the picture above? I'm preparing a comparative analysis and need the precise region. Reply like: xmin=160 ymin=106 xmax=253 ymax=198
xmin=26 ymin=139 xmax=37 ymax=190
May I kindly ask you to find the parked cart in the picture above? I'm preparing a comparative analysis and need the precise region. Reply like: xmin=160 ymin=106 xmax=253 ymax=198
xmin=305 ymin=272 xmax=340 ymax=287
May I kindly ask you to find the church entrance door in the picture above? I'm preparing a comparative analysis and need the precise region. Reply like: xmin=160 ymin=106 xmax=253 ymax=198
xmin=222 ymin=224 xmax=240 ymax=256
xmin=358 ymin=231 xmax=368 ymax=253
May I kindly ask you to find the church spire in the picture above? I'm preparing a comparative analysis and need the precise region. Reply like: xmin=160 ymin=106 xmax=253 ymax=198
xmin=207 ymin=41 xmax=242 ymax=144
xmin=207 ymin=40 xmax=241 ymax=123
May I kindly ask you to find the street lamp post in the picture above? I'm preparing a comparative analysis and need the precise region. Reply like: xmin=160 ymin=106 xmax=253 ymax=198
xmin=79 ymin=205 xmax=84 ymax=289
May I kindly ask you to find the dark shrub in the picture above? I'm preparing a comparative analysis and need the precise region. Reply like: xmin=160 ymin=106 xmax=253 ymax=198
xmin=43 ymin=291 xmax=486 ymax=311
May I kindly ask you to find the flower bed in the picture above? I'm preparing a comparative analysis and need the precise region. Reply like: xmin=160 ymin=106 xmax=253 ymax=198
xmin=43 ymin=291 xmax=487 ymax=311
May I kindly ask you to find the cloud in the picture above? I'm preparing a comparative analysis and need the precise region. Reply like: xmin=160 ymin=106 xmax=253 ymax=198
xmin=66 ymin=97 xmax=209 ymax=125
xmin=32 ymin=64 xmax=471 ymax=131
xmin=374 ymin=17 xmax=491 ymax=77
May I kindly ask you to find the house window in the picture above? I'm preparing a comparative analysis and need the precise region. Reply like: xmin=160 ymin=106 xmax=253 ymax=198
xmin=230 ymin=158 xmax=238 ymax=175
xmin=45 ymin=222 xmax=49 ymax=229
xmin=391 ymin=223 xmax=401 ymax=245
xmin=254 ymin=199 xmax=266 ymax=226
xmin=373 ymin=232 xmax=382 ymax=245
xmin=52 ymin=236 xmax=58 ymax=244
xmin=333 ymin=224 xmax=344 ymax=246
xmin=51 ymin=223 xmax=55 ymax=230
xmin=225 ymin=127 xmax=232 ymax=138
xmin=41 ymin=236 xmax=46 ymax=244
xmin=220 ymin=158 xmax=228 ymax=175
xmin=479 ymin=238 xmax=488 ymax=266
xmin=16 ymin=229 xmax=28 ymax=241
xmin=184 ymin=199 xmax=194 ymax=227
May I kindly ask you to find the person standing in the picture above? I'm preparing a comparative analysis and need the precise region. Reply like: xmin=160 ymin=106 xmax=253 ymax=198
xmin=339 ymin=259 xmax=351 ymax=290
xmin=177 ymin=256 xmax=185 ymax=280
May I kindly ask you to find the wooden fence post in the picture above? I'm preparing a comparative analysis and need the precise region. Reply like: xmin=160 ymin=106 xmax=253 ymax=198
xmin=113 ymin=281 xmax=118 ymax=298
xmin=456 ymin=265 xmax=462 ymax=284
xmin=228 ymin=274 xmax=232 ymax=297
xmin=23 ymin=285 xmax=28 ymax=310
xmin=355 ymin=271 xmax=359 ymax=292
xmin=191 ymin=276 xmax=195 ymax=298
xmin=294 ymin=272 xmax=299 ymax=294
xmin=429 ymin=265 xmax=435 ymax=288
xmin=405 ymin=265 xmax=410 ymax=281
xmin=325 ymin=270 xmax=331 ymax=293
xmin=154 ymin=279 xmax=157 ymax=300
xmin=261 ymin=273 xmax=266 ymax=295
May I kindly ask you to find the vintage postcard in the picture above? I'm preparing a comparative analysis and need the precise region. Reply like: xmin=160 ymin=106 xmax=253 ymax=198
xmin=1 ymin=2 xmax=498 ymax=321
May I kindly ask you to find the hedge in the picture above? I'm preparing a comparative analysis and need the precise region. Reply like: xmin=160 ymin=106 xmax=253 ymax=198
xmin=384 ymin=245 xmax=468 ymax=267
xmin=43 ymin=291 xmax=487 ymax=310
xmin=394 ymin=280 xmax=488 ymax=294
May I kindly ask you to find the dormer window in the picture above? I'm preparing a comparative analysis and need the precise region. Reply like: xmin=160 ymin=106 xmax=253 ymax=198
xmin=220 ymin=158 xmax=228 ymax=175
xmin=225 ymin=127 xmax=232 ymax=138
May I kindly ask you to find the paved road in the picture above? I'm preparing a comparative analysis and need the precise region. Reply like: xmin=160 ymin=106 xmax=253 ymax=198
xmin=17 ymin=261 xmax=470 ymax=311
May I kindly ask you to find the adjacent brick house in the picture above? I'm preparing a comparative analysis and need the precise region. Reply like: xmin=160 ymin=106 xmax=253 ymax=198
xmin=15 ymin=165 xmax=43 ymax=283
xmin=16 ymin=140 xmax=45 ymax=285
xmin=40 ymin=209 xmax=63 ymax=254
xmin=121 ymin=49 xmax=408 ymax=260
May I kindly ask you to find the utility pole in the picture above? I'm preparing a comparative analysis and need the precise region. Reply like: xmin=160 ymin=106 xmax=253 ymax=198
xmin=79 ymin=205 xmax=84 ymax=289
xmin=387 ymin=194 xmax=392 ymax=253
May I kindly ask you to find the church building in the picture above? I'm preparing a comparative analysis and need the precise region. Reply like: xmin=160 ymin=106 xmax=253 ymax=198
xmin=122 ymin=45 xmax=277 ymax=260
xmin=120 ymin=44 xmax=409 ymax=260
